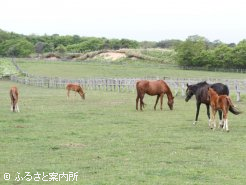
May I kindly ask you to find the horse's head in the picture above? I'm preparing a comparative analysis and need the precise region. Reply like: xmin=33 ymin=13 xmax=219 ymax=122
xmin=167 ymin=96 xmax=174 ymax=110
xmin=185 ymin=84 xmax=195 ymax=102
xmin=81 ymin=92 xmax=85 ymax=100
xmin=79 ymin=89 xmax=85 ymax=100
xmin=82 ymin=93 xmax=85 ymax=100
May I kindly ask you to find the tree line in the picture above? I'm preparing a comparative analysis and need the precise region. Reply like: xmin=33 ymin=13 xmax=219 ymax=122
xmin=0 ymin=29 xmax=246 ymax=69
xmin=0 ymin=29 xmax=140 ymax=57
xmin=175 ymin=35 xmax=246 ymax=69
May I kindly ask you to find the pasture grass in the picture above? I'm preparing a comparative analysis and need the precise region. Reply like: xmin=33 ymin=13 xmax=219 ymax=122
xmin=1 ymin=80 xmax=246 ymax=184
xmin=16 ymin=59 xmax=246 ymax=79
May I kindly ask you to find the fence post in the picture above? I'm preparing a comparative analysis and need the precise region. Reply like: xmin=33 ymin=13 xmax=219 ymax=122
xmin=235 ymin=82 xmax=240 ymax=102
xmin=174 ymin=82 xmax=178 ymax=96
xmin=118 ymin=80 xmax=120 ymax=92
xmin=181 ymin=82 xmax=185 ymax=97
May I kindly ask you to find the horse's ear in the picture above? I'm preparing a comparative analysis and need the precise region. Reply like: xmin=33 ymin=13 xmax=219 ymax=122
xmin=186 ymin=83 xmax=189 ymax=87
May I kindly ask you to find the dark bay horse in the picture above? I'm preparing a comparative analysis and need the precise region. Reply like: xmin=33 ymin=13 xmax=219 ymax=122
xmin=208 ymin=87 xmax=241 ymax=131
xmin=10 ymin=86 xmax=19 ymax=112
xmin=66 ymin=83 xmax=85 ymax=100
xmin=185 ymin=81 xmax=229 ymax=126
xmin=136 ymin=80 xmax=174 ymax=111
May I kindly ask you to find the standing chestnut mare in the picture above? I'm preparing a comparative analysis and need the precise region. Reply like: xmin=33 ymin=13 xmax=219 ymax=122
xmin=10 ymin=86 xmax=19 ymax=112
xmin=208 ymin=87 xmax=241 ymax=131
xmin=136 ymin=80 xmax=174 ymax=111
xmin=66 ymin=83 xmax=85 ymax=100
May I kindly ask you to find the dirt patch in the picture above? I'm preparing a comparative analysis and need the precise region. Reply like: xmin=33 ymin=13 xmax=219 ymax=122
xmin=46 ymin=57 xmax=59 ymax=61
xmin=44 ymin=53 xmax=61 ymax=60
xmin=98 ymin=52 xmax=126 ymax=61
xmin=15 ymin=125 xmax=25 ymax=128
xmin=61 ymin=143 xmax=86 ymax=148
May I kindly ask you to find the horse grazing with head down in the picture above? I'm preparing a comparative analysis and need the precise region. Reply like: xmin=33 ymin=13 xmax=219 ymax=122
xmin=10 ymin=86 xmax=19 ymax=112
xmin=136 ymin=80 xmax=174 ymax=111
xmin=66 ymin=83 xmax=85 ymax=100
xmin=185 ymin=81 xmax=229 ymax=126
xmin=208 ymin=87 xmax=241 ymax=131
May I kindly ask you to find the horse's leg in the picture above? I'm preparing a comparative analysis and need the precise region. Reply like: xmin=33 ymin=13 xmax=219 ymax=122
xmin=13 ymin=98 xmax=19 ymax=112
xmin=10 ymin=99 xmax=13 ymax=112
xmin=193 ymin=102 xmax=201 ymax=125
xmin=16 ymin=102 xmax=20 ymax=112
xmin=14 ymin=103 xmax=17 ymax=112
xmin=13 ymin=100 xmax=16 ymax=112
xmin=160 ymin=94 xmax=164 ymax=110
xmin=67 ymin=90 xmax=70 ymax=100
xmin=223 ymin=110 xmax=229 ymax=132
xmin=154 ymin=95 xmax=160 ymax=110
xmin=206 ymin=104 xmax=211 ymax=128
xmin=211 ymin=109 xmax=217 ymax=130
xmin=140 ymin=96 xmax=143 ymax=111
xmin=140 ymin=94 xmax=144 ymax=111
xmin=12 ymin=101 xmax=16 ymax=112
xmin=218 ymin=110 xmax=223 ymax=128
xmin=74 ymin=91 xmax=77 ymax=101
xmin=225 ymin=119 xmax=229 ymax=132
xmin=136 ymin=95 xmax=139 ymax=110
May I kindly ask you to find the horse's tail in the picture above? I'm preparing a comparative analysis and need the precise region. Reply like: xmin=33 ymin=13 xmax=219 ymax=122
xmin=227 ymin=97 xmax=242 ymax=115
xmin=12 ymin=91 xmax=18 ymax=101
xmin=136 ymin=81 xmax=140 ymax=90
xmin=10 ymin=88 xmax=18 ymax=101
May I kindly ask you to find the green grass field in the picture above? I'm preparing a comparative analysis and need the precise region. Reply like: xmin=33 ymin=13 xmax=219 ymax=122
xmin=1 ymin=79 xmax=246 ymax=184
xmin=16 ymin=59 xmax=246 ymax=79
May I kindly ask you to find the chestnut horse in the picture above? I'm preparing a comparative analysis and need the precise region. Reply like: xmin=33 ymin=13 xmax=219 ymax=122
xmin=10 ymin=86 xmax=19 ymax=112
xmin=208 ymin=87 xmax=241 ymax=132
xmin=66 ymin=83 xmax=85 ymax=100
xmin=136 ymin=80 xmax=174 ymax=111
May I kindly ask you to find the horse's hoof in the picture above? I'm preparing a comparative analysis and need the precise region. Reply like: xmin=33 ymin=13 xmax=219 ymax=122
xmin=226 ymin=130 xmax=230 ymax=132
xmin=193 ymin=121 xmax=197 ymax=125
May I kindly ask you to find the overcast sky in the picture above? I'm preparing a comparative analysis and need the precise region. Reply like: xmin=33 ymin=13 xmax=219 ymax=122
xmin=1 ymin=0 xmax=245 ymax=43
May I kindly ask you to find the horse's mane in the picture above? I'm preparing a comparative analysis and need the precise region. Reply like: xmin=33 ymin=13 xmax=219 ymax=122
xmin=162 ymin=80 xmax=173 ymax=96
xmin=195 ymin=81 xmax=209 ymax=87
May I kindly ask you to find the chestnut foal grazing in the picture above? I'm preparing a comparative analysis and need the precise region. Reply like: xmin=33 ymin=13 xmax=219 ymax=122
xmin=66 ymin=83 xmax=85 ymax=100
xmin=10 ymin=86 xmax=19 ymax=112
xmin=208 ymin=87 xmax=241 ymax=132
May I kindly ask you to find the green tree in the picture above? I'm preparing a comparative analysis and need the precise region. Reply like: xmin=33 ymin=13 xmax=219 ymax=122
xmin=120 ymin=39 xmax=139 ymax=48
xmin=156 ymin=39 xmax=182 ymax=49
xmin=35 ymin=42 xmax=46 ymax=55
xmin=55 ymin=44 xmax=67 ymax=54
xmin=211 ymin=44 xmax=233 ymax=68
xmin=175 ymin=35 xmax=208 ymax=66
xmin=0 ymin=38 xmax=34 ymax=57
xmin=231 ymin=40 xmax=246 ymax=68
